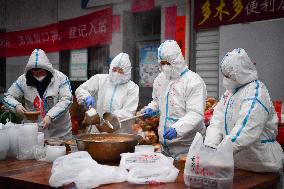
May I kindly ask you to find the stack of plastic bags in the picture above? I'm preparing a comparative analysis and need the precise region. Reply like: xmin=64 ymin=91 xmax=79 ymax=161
xmin=1 ymin=122 xmax=43 ymax=160
xmin=49 ymin=151 xmax=179 ymax=189
xmin=49 ymin=151 xmax=128 ymax=189
xmin=120 ymin=151 xmax=179 ymax=184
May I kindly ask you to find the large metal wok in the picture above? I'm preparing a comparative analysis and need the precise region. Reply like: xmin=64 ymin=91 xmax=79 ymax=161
xmin=76 ymin=133 xmax=141 ymax=163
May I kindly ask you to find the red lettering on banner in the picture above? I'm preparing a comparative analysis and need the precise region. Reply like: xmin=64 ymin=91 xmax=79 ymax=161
xmin=0 ymin=8 xmax=112 ymax=57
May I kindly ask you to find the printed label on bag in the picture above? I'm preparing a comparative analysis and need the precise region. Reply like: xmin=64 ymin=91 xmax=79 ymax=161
xmin=125 ymin=154 xmax=160 ymax=164
xmin=186 ymin=175 xmax=218 ymax=189
xmin=190 ymin=155 xmax=214 ymax=177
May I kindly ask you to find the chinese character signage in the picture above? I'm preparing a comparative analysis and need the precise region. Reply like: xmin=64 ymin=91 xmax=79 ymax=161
xmin=195 ymin=0 xmax=284 ymax=29
xmin=0 ymin=8 xmax=112 ymax=57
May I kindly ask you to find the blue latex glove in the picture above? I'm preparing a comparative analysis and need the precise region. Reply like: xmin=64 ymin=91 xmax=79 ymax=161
xmin=163 ymin=127 xmax=177 ymax=140
xmin=85 ymin=96 xmax=95 ymax=107
xmin=143 ymin=108 xmax=156 ymax=118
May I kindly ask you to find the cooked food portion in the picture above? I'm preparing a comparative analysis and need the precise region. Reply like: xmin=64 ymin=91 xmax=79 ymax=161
xmin=205 ymin=97 xmax=217 ymax=111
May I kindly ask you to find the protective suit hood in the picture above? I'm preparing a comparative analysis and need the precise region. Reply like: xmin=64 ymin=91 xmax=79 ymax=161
xmin=221 ymin=48 xmax=258 ymax=85
xmin=158 ymin=40 xmax=187 ymax=80
xmin=108 ymin=53 xmax=131 ymax=84
xmin=25 ymin=49 xmax=54 ymax=75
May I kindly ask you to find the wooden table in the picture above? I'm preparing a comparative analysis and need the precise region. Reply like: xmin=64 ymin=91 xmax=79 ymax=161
xmin=0 ymin=160 xmax=280 ymax=189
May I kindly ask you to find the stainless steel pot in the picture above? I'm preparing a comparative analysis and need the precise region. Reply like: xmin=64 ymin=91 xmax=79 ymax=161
xmin=75 ymin=133 xmax=142 ymax=163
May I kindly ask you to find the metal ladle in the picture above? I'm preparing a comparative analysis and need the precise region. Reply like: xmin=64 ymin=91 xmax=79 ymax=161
xmin=101 ymin=112 xmax=145 ymax=133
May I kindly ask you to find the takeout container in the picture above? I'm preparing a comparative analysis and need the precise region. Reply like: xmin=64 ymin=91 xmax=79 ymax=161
xmin=45 ymin=138 xmax=65 ymax=146
xmin=45 ymin=145 xmax=66 ymax=162
xmin=76 ymin=133 xmax=141 ymax=163
xmin=135 ymin=145 xmax=155 ymax=152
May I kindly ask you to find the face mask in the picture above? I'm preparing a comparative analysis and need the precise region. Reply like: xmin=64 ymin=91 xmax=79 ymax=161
xmin=171 ymin=67 xmax=181 ymax=79
xmin=34 ymin=75 xmax=46 ymax=82
xmin=162 ymin=65 xmax=172 ymax=80
xmin=223 ymin=77 xmax=240 ymax=91
xmin=109 ymin=72 xmax=124 ymax=85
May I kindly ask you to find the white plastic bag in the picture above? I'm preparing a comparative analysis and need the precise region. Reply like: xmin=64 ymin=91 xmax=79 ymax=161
xmin=127 ymin=164 xmax=179 ymax=184
xmin=184 ymin=132 xmax=234 ymax=189
xmin=49 ymin=151 xmax=98 ymax=187
xmin=5 ymin=122 xmax=21 ymax=158
xmin=75 ymin=164 xmax=128 ymax=189
xmin=120 ymin=151 xmax=174 ymax=170
xmin=0 ymin=124 xmax=9 ymax=160
xmin=17 ymin=123 xmax=38 ymax=160
xmin=49 ymin=151 xmax=128 ymax=189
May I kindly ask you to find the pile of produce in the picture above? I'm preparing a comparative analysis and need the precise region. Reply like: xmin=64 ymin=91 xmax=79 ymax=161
xmin=204 ymin=97 xmax=218 ymax=126
xmin=131 ymin=111 xmax=160 ymax=150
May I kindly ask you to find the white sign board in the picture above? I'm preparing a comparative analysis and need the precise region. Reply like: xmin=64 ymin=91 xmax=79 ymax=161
xmin=70 ymin=49 xmax=88 ymax=81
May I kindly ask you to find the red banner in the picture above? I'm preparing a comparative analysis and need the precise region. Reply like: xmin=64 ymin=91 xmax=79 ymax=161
xmin=131 ymin=0 xmax=155 ymax=13
xmin=0 ymin=8 xmax=112 ymax=57
xmin=165 ymin=6 xmax=177 ymax=40
xmin=195 ymin=0 xmax=284 ymax=29
xmin=176 ymin=16 xmax=186 ymax=57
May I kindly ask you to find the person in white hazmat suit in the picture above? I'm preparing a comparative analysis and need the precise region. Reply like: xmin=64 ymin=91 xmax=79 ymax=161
xmin=3 ymin=49 xmax=73 ymax=139
xmin=204 ymin=48 xmax=283 ymax=173
xmin=142 ymin=40 xmax=207 ymax=159
xmin=75 ymin=52 xmax=139 ymax=133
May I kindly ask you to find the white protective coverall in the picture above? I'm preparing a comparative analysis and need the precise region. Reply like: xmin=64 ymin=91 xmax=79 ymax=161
xmin=146 ymin=40 xmax=207 ymax=159
xmin=75 ymin=53 xmax=139 ymax=133
xmin=3 ymin=49 xmax=73 ymax=139
xmin=204 ymin=48 xmax=283 ymax=172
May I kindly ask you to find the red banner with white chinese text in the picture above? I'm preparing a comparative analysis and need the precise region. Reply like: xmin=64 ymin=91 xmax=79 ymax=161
xmin=195 ymin=0 xmax=284 ymax=29
xmin=0 ymin=8 xmax=112 ymax=57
